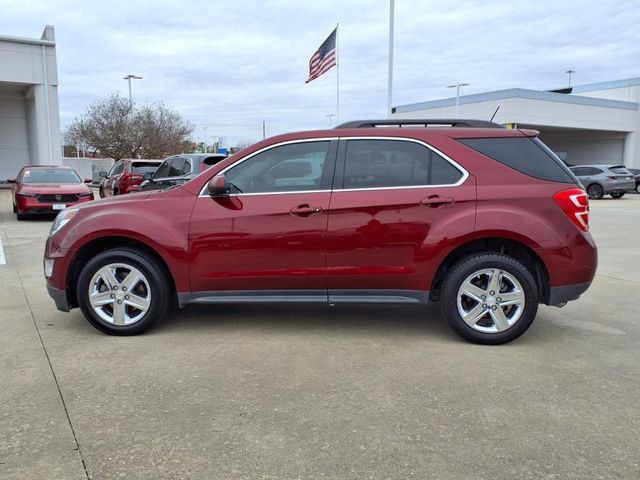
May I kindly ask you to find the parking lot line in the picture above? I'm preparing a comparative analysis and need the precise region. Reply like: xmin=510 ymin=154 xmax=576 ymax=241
xmin=0 ymin=233 xmax=5 ymax=265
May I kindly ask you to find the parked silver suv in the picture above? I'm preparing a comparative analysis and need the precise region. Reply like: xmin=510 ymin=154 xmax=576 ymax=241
xmin=569 ymin=165 xmax=635 ymax=199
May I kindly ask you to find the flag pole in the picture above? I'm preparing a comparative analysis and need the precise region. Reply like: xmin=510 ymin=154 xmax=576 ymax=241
xmin=336 ymin=23 xmax=340 ymax=122
xmin=387 ymin=0 xmax=394 ymax=116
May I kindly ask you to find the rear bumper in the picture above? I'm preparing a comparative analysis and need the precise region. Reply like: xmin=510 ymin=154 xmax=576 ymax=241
xmin=547 ymin=281 xmax=592 ymax=306
xmin=47 ymin=284 xmax=71 ymax=312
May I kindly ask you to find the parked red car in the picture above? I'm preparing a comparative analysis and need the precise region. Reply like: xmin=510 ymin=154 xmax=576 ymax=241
xmin=98 ymin=159 xmax=162 ymax=197
xmin=9 ymin=165 xmax=94 ymax=220
xmin=44 ymin=120 xmax=597 ymax=344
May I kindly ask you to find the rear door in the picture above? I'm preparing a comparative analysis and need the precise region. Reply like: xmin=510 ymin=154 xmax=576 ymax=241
xmin=189 ymin=139 xmax=337 ymax=297
xmin=325 ymin=137 xmax=476 ymax=302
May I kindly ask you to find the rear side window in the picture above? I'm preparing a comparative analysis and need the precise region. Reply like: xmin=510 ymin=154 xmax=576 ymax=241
xmin=342 ymin=139 xmax=463 ymax=189
xmin=459 ymin=137 xmax=577 ymax=183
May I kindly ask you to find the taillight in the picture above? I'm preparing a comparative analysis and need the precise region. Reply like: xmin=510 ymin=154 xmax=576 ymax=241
xmin=553 ymin=188 xmax=589 ymax=232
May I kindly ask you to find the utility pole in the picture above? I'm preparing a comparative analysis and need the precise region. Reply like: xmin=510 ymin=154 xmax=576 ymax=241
xmin=123 ymin=74 xmax=143 ymax=105
xmin=262 ymin=120 xmax=266 ymax=140
xmin=387 ymin=0 xmax=395 ymax=116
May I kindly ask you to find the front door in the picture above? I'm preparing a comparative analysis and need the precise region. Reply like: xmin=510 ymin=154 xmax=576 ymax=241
xmin=325 ymin=138 xmax=476 ymax=302
xmin=189 ymin=140 xmax=337 ymax=298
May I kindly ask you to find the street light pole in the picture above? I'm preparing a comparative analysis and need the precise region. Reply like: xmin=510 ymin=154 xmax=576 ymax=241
xmin=326 ymin=114 xmax=336 ymax=127
xmin=447 ymin=82 xmax=470 ymax=118
xmin=123 ymin=74 xmax=143 ymax=104
xmin=203 ymin=126 xmax=207 ymax=153
xmin=566 ymin=69 xmax=575 ymax=87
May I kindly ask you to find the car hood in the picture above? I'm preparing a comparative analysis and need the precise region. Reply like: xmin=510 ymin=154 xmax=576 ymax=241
xmin=19 ymin=183 xmax=92 ymax=194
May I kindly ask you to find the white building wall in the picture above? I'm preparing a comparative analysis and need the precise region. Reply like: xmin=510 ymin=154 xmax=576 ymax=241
xmin=0 ymin=93 xmax=30 ymax=178
xmin=0 ymin=26 xmax=62 ymax=180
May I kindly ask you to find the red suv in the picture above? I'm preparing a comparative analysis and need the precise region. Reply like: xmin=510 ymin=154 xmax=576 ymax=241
xmin=98 ymin=159 xmax=162 ymax=197
xmin=44 ymin=120 xmax=597 ymax=344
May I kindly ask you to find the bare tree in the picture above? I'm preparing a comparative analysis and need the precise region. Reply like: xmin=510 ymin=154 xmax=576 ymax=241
xmin=66 ymin=94 xmax=193 ymax=160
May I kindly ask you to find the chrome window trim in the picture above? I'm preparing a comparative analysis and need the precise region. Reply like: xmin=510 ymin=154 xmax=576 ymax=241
xmin=198 ymin=138 xmax=336 ymax=196
xmin=198 ymin=136 xmax=468 ymax=197
xmin=336 ymin=136 xmax=468 ymax=190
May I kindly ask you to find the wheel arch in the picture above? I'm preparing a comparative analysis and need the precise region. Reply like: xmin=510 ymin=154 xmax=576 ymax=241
xmin=66 ymin=236 xmax=177 ymax=309
xmin=430 ymin=237 xmax=550 ymax=304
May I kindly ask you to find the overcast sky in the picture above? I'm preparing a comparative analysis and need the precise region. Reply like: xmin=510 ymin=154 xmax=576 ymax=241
xmin=1 ymin=0 xmax=639 ymax=145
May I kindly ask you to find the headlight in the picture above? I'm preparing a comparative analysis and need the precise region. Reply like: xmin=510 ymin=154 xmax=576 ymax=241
xmin=50 ymin=208 xmax=79 ymax=236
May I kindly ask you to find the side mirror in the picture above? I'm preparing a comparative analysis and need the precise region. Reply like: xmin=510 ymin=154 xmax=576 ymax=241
xmin=207 ymin=174 xmax=229 ymax=196
xmin=84 ymin=178 xmax=93 ymax=183
xmin=99 ymin=171 xmax=107 ymax=178
xmin=143 ymin=172 xmax=153 ymax=181
xmin=6 ymin=178 xmax=16 ymax=184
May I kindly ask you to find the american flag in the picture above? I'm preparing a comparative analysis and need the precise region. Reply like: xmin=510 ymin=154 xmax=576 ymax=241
xmin=305 ymin=28 xmax=337 ymax=83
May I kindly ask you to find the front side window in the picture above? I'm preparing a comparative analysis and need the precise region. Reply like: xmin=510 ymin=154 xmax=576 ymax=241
xmin=225 ymin=141 xmax=330 ymax=194
xmin=342 ymin=139 xmax=463 ymax=189
xmin=154 ymin=159 xmax=172 ymax=178
xmin=168 ymin=158 xmax=187 ymax=177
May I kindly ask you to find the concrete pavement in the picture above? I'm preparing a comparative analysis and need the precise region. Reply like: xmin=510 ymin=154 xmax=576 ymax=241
xmin=1 ymin=190 xmax=639 ymax=479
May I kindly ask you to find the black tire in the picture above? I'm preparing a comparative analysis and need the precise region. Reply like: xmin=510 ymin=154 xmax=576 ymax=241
xmin=587 ymin=184 xmax=604 ymax=200
xmin=610 ymin=191 xmax=625 ymax=199
xmin=99 ymin=187 xmax=105 ymax=198
xmin=636 ymin=184 xmax=640 ymax=194
xmin=440 ymin=253 xmax=539 ymax=345
xmin=113 ymin=189 xmax=119 ymax=196
xmin=16 ymin=212 xmax=26 ymax=221
xmin=76 ymin=248 xmax=172 ymax=335
xmin=12 ymin=203 xmax=16 ymax=213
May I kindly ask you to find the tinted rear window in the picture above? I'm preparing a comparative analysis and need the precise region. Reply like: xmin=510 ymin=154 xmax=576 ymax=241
xmin=459 ymin=137 xmax=577 ymax=184
xmin=131 ymin=162 xmax=160 ymax=174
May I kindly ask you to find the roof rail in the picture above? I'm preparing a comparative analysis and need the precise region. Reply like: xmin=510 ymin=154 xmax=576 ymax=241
xmin=334 ymin=119 xmax=505 ymax=129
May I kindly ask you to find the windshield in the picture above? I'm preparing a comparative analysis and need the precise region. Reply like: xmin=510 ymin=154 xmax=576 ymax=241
xmin=21 ymin=168 xmax=82 ymax=184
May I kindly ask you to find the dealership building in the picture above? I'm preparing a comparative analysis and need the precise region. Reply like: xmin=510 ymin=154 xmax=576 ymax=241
xmin=0 ymin=26 xmax=62 ymax=180
xmin=392 ymin=78 xmax=640 ymax=168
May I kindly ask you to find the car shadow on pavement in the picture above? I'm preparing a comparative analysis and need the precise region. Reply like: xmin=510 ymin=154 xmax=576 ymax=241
xmin=152 ymin=303 xmax=459 ymax=342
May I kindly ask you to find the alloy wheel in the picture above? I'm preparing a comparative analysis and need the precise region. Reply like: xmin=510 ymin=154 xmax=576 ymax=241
xmin=88 ymin=263 xmax=151 ymax=325
xmin=456 ymin=268 xmax=525 ymax=333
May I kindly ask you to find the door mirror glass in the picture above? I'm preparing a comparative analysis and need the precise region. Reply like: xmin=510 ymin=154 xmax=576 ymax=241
xmin=99 ymin=171 xmax=107 ymax=178
xmin=143 ymin=171 xmax=154 ymax=181
xmin=207 ymin=174 xmax=229 ymax=196
xmin=7 ymin=177 xmax=16 ymax=183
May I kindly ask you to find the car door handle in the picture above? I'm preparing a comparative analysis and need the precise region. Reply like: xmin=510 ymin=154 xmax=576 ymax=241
xmin=290 ymin=204 xmax=323 ymax=217
xmin=420 ymin=195 xmax=454 ymax=208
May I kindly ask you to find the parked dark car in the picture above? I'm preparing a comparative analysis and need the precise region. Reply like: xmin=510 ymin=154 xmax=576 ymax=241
xmin=139 ymin=153 xmax=227 ymax=191
xmin=44 ymin=119 xmax=597 ymax=344
xmin=569 ymin=164 xmax=636 ymax=199
xmin=628 ymin=168 xmax=640 ymax=193
xmin=8 ymin=165 xmax=94 ymax=220
xmin=98 ymin=159 xmax=162 ymax=197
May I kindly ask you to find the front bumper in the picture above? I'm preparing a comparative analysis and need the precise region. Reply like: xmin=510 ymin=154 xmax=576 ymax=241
xmin=47 ymin=284 xmax=71 ymax=312
xmin=16 ymin=196 xmax=93 ymax=214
